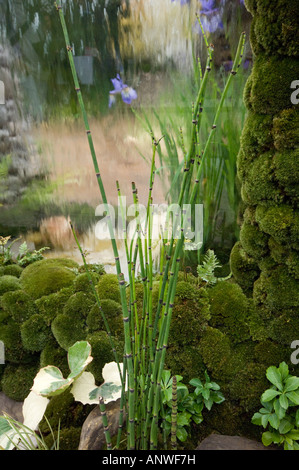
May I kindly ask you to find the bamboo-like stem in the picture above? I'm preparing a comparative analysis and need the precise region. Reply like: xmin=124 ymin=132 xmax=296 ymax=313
xmin=99 ymin=398 xmax=112 ymax=450
xmin=171 ymin=376 xmax=178 ymax=451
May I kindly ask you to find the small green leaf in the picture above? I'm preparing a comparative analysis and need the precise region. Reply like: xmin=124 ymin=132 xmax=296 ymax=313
xmin=262 ymin=431 xmax=274 ymax=446
xmin=286 ymin=391 xmax=299 ymax=406
xmin=252 ymin=413 xmax=263 ymax=426
xmin=268 ymin=413 xmax=280 ymax=430
xmin=189 ymin=378 xmax=203 ymax=388
xmin=278 ymin=362 xmax=289 ymax=381
xmin=261 ymin=388 xmax=281 ymax=402
xmin=273 ymin=399 xmax=286 ymax=420
xmin=278 ymin=419 xmax=293 ymax=435
xmin=279 ymin=394 xmax=289 ymax=410
xmin=266 ymin=366 xmax=283 ymax=391
xmin=67 ymin=341 xmax=93 ymax=379
xmin=176 ymin=426 xmax=188 ymax=442
xmin=284 ymin=376 xmax=299 ymax=392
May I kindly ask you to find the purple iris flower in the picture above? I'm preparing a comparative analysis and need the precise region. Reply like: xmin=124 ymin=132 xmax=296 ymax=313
xmin=194 ymin=1 xmax=223 ymax=34
xmin=109 ymin=74 xmax=138 ymax=107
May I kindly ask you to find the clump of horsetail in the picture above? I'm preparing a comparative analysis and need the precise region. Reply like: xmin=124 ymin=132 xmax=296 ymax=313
xmin=55 ymin=1 xmax=245 ymax=450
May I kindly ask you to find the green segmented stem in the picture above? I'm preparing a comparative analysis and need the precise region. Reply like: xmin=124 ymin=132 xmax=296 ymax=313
xmin=99 ymin=399 xmax=112 ymax=450
xmin=171 ymin=376 xmax=178 ymax=451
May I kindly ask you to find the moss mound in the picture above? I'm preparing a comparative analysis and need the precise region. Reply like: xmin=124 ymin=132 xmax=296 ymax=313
xmin=0 ymin=275 xmax=21 ymax=296
xmin=20 ymin=259 xmax=78 ymax=300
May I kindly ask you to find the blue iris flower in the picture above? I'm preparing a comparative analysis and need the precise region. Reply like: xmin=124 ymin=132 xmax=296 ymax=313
xmin=109 ymin=74 xmax=138 ymax=107
xmin=194 ymin=1 xmax=223 ymax=34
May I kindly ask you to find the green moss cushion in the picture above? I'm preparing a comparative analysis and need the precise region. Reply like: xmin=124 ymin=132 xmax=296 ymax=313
xmin=20 ymin=259 xmax=78 ymax=300
xmin=245 ymin=55 xmax=299 ymax=115
xmin=0 ymin=275 xmax=21 ymax=296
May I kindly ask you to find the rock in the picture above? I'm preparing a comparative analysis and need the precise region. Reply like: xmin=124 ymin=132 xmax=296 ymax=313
xmin=0 ymin=392 xmax=23 ymax=423
xmin=196 ymin=434 xmax=278 ymax=451
xmin=78 ymin=399 xmax=124 ymax=451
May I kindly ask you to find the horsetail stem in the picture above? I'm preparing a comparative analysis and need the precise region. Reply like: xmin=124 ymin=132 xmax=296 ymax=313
xmin=171 ymin=375 xmax=178 ymax=451
xmin=99 ymin=398 xmax=112 ymax=450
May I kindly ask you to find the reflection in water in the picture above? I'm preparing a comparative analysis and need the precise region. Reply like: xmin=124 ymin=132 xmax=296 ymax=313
xmin=0 ymin=0 xmax=251 ymax=270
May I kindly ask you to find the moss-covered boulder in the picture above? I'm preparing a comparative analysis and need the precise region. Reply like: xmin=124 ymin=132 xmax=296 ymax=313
xmin=96 ymin=273 xmax=121 ymax=304
xmin=20 ymin=258 xmax=78 ymax=300
xmin=0 ymin=275 xmax=21 ymax=296
xmin=207 ymin=282 xmax=252 ymax=344
xmin=1 ymin=290 xmax=37 ymax=323
xmin=21 ymin=314 xmax=53 ymax=352
xmin=168 ymin=282 xmax=210 ymax=347
xmin=2 ymin=264 xmax=23 ymax=278
xmin=1 ymin=362 xmax=39 ymax=401
xmin=86 ymin=299 xmax=124 ymax=339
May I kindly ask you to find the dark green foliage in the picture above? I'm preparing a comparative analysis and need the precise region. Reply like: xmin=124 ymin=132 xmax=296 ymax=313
xmin=96 ymin=273 xmax=121 ymax=303
xmin=86 ymin=331 xmax=122 ymax=384
xmin=1 ymin=290 xmax=37 ymax=323
xmin=198 ymin=327 xmax=234 ymax=380
xmin=272 ymin=109 xmax=299 ymax=151
xmin=40 ymin=338 xmax=70 ymax=378
xmin=255 ymin=204 xmax=299 ymax=249
xmin=207 ymin=282 xmax=252 ymax=344
xmin=250 ymin=0 xmax=299 ymax=56
xmin=245 ymin=55 xmax=299 ymax=115
xmin=1 ymin=363 xmax=39 ymax=401
xmin=2 ymin=264 xmax=23 ymax=278
xmin=240 ymin=218 xmax=269 ymax=261
xmin=35 ymin=287 xmax=74 ymax=325
xmin=168 ymin=283 xmax=210 ymax=347
xmin=0 ymin=318 xmax=35 ymax=364
xmin=51 ymin=311 xmax=87 ymax=351
xmin=241 ymin=152 xmax=284 ymax=206
xmin=39 ymin=389 xmax=93 ymax=435
xmin=237 ymin=112 xmax=273 ymax=179
xmin=63 ymin=291 xmax=95 ymax=319
xmin=20 ymin=258 xmax=78 ymax=300
xmin=253 ymin=265 xmax=299 ymax=310
xmin=73 ymin=272 xmax=100 ymax=294
xmin=230 ymin=241 xmax=260 ymax=295
xmin=21 ymin=314 xmax=53 ymax=352
xmin=229 ymin=363 xmax=268 ymax=412
xmin=0 ymin=275 xmax=21 ymax=296
xmin=44 ymin=426 xmax=82 ymax=451
xmin=86 ymin=299 xmax=124 ymax=339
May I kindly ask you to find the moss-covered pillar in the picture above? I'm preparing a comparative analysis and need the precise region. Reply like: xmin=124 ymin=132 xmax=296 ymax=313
xmin=230 ymin=0 xmax=299 ymax=356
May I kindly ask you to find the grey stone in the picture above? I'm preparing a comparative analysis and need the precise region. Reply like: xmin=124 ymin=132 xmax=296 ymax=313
xmin=0 ymin=392 xmax=23 ymax=423
xmin=196 ymin=434 xmax=278 ymax=451
xmin=79 ymin=399 xmax=124 ymax=451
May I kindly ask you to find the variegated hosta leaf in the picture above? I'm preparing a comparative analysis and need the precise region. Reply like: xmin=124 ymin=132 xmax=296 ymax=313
xmin=67 ymin=341 xmax=93 ymax=380
xmin=89 ymin=382 xmax=122 ymax=403
xmin=31 ymin=341 xmax=93 ymax=398
xmin=22 ymin=392 xmax=50 ymax=430
xmin=71 ymin=372 xmax=99 ymax=405
xmin=31 ymin=366 xmax=71 ymax=397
